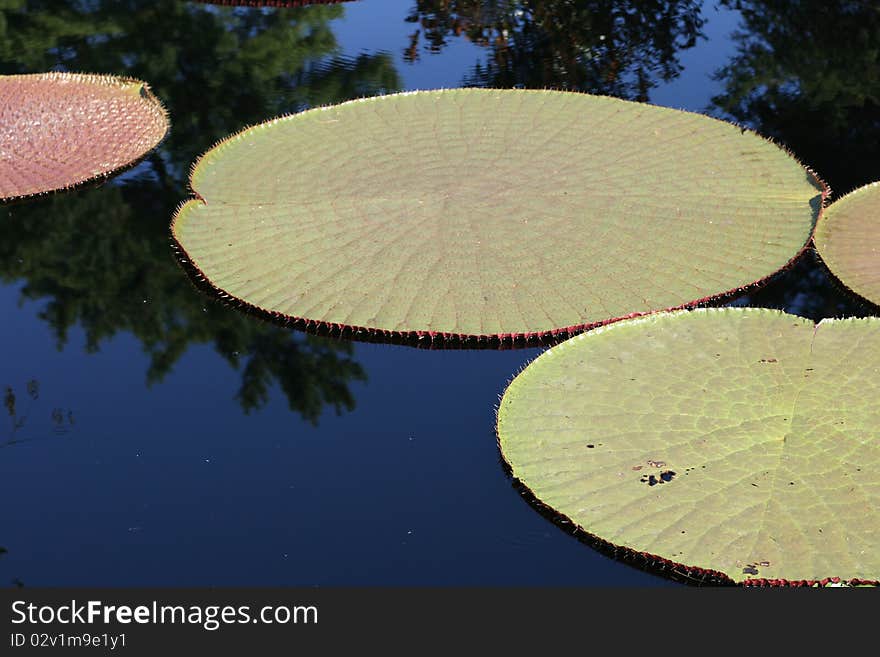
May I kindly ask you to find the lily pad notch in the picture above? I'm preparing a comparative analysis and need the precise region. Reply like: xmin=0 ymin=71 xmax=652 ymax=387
xmin=0 ymin=72 xmax=169 ymax=203
xmin=497 ymin=308 xmax=880 ymax=586
xmin=172 ymin=88 xmax=827 ymax=348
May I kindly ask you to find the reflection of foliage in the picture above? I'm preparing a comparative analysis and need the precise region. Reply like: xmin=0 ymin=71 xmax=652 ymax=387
xmin=0 ymin=0 xmax=400 ymax=185
xmin=0 ymin=186 xmax=366 ymax=423
xmin=712 ymin=1 xmax=880 ymax=195
xmin=298 ymin=53 xmax=401 ymax=105
xmin=0 ymin=0 xmax=387 ymax=421
xmin=405 ymin=1 xmax=705 ymax=99
xmin=712 ymin=2 xmax=880 ymax=317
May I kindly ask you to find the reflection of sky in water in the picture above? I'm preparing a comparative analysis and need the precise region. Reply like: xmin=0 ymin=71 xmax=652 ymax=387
xmin=0 ymin=0 xmax=849 ymax=587
xmin=332 ymin=0 xmax=487 ymax=90
xmin=650 ymin=4 xmax=738 ymax=113
xmin=335 ymin=1 xmax=740 ymax=98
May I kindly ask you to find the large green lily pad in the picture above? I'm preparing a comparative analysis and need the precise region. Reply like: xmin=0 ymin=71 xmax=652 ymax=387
xmin=0 ymin=72 xmax=168 ymax=202
xmin=173 ymin=89 xmax=824 ymax=344
xmin=815 ymin=182 xmax=880 ymax=308
xmin=497 ymin=308 xmax=879 ymax=585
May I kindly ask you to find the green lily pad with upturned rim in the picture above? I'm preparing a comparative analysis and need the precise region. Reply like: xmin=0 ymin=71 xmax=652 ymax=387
xmin=0 ymin=72 xmax=169 ymax=203
xmin=815 ymin=182 xmax=880 ymax=309
xmin=172 ymin=88 xmax=825 ymax=346
xmin=497 ymin=307 xmax=879 ymax=586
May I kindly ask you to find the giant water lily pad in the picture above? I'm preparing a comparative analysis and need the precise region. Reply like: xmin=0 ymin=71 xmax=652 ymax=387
xmin=815 ymin=182 xmax=880 ymax=308
xmin=497 ymin=308 xmax=879 ymax=585
xmin=0 ymin=72 xmax=168 ymax=202
xmin=173 ymin=89 xmax=824 ymax=344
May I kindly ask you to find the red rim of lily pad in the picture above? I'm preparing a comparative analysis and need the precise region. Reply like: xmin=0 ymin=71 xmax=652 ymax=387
xmin=814 ymin=182 xmax=880 ymax=313
xmin=171 ymin=89 xmax=828 ymax=348
xmin=499 ymin=462 xmax=737 ymax=586
xmin=502 ymin=463 xmax=879 ymax=587
xmin=496 ymin=308 xmax=880 ymax=585
xmin=171 ymin=237 xmax=823 ymax=350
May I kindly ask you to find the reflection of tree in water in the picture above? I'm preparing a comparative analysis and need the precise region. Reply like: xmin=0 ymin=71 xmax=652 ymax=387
xmin=712 ymin=1 xmax=880 ymax=194
xmin=0 ymin=188 xmax=367 ymax=423
xmin=0 ymin=0 xmax=399 ymax=421
xmin=0 ymin=0 xmax=400 ymax=184
xmin=712 ymin=1 xmax=880 ymax=320
xmin=404 ymin=1 xmax=705 ymax=99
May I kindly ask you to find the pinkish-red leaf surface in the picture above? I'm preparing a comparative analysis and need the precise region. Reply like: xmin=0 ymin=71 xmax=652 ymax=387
xmin=0 ymin=72 xmax=169 ymax=202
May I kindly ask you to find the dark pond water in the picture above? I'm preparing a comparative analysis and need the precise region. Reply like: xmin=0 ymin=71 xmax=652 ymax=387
xmin=1 ymin=1 xmax=877 ymax=587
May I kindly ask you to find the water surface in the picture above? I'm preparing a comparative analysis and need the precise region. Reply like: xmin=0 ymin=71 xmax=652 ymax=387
xmin=1 ymin=0 xmax=875 ymax=586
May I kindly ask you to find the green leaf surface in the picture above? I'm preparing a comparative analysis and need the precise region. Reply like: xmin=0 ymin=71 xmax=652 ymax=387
xmin=173 ymin=88 xmax=824 ymax=343
xmin=815 ymin=182 xmax=880 ymax=308
xmin=0 ymin=72 xmax=168 ymax=202
xmin=497 ymin=308 xmax=880 ymax=585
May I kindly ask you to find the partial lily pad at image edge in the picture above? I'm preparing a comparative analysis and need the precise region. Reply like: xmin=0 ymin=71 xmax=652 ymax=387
xmin=0 ymin=72 xmax=168 ymax=202
xmin=172 ymin=88 xmax=825 ymax=347
xmin=496 ymin=308 xmax=880 ymax=586
xmin=815 ymin=182 xmax=880 ymax=309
